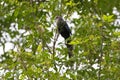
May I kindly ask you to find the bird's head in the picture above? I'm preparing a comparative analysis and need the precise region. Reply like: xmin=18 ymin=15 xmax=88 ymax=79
xmin=55 ymin=16 xmax=64 ymax=21
xmin=55 ymin=16 xmax=64 ymax=25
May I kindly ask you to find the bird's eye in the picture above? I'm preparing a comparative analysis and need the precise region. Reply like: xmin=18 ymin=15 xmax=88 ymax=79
xmin=55 ymin=16 xmax=58 ymax=19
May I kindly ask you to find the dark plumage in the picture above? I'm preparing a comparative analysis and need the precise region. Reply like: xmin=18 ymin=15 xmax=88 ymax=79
xmin=56 ymin=16 xmax=71 ymax=39
xmin=56 ymin=16 xmax=73 ymax=58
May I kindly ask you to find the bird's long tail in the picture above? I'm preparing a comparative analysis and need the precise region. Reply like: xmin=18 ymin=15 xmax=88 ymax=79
xmin=66 ymin=39 xmax=73 ymax=58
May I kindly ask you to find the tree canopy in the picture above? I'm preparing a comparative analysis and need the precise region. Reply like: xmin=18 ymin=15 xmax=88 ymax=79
xmin=0 ymin=0 xmax=120 ymax=80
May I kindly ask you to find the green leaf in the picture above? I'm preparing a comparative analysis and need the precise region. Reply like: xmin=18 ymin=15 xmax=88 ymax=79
xmin=5 ymin=72 xmax=12 ymax=79
xmin=102 ymin=15 xmax=114 ymax=22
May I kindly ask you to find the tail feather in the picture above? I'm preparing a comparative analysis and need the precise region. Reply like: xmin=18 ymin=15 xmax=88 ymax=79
xmin=66 ymin=40 xmax=73 ymax=58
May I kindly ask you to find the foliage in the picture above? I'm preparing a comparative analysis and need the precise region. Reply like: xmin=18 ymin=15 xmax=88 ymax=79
xmin=0 ymin=0 xmax=120 ymax=80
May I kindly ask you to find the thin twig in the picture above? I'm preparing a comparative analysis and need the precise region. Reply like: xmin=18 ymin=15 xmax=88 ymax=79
xmin=98 ymin=26 xmax=103 ymax=80
xmin=90 ymin=2 xmax=103 ymax=80
xmin=17 ymin=45 xmax=30 ymax=80
xmin=52 ymin=27 xmax=59 ymax=72
xmin=53 ymin=29 xmax=59 ymax=57
xmin=46 ymin=44 xmax=52 ymax=54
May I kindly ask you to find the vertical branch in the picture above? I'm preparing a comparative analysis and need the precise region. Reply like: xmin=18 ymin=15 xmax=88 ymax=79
xmin=47 ymin=12 xmax=59 ymax=70
xmin=98 ymin=26 xmax=103 ymax=80
xmin=30 ymin=0 xmax=33 ymax=4
xmin=52 ymin=28 xmax=59 ymax=71
xmin=91 ymin=3 xmax=103 ymax=80
xmin=53 ymin=29 xmax=59 ymax=57
xmin=60 ymin=0 xmax=62 ymax=16
xmin=53 ymin=0 xmax=62 ymax=56
xmin=57 ymin=0 xmax=62 ymax=16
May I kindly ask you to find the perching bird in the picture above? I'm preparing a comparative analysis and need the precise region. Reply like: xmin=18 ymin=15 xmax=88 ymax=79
xmin=56 ymin=16 xmax=73 ymax=58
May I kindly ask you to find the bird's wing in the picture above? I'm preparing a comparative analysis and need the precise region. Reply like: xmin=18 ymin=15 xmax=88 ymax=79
xmin=64 ymin=21 xmax=72 ymax=35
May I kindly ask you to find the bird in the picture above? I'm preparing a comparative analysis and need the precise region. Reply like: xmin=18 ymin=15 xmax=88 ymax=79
xmin=56 ymin=16 xmax=73 ymax=58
